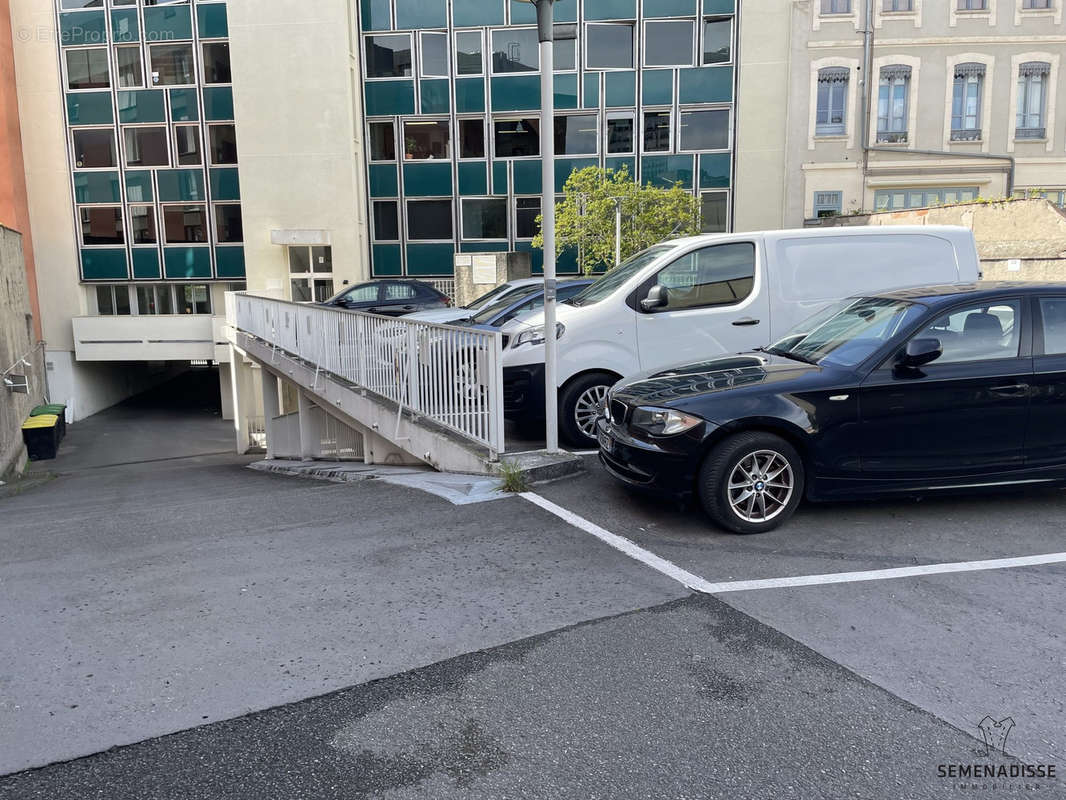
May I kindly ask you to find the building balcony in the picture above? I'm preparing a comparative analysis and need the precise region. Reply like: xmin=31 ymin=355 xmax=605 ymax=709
xmin=72 ymin=315 xmax=230 ymax=363
xmin=876 ymin=131 xmax=909 ymax=145
xmin=950 ymin=129 xmax=982 ymax=142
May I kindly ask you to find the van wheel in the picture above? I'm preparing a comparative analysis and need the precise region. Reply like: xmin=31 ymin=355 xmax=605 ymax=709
xmin=559 ymin=372 xmax=614 ymax=448
xmin=698 ymin=432 xmax=804 ymax=534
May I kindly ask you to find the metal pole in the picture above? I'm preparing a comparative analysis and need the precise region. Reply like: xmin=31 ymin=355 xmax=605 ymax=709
xmin=536 ymin=0 xmax=559 ymax=453
xmin=614 ymin=197 xmax=622 ymax=268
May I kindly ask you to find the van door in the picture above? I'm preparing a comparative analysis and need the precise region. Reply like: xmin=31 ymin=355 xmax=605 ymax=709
xmin=633 ymin=241 xmax=769 ymax=369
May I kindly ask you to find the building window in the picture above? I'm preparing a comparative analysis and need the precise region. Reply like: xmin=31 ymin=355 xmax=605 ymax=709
xmin=951 ymin=63 xmax=984 ymax=141
xmin=174 ymin=125 xmax=201 ymax=166
xmin=491 ymin=28 xmax=538 ymax=73
xmin=162 ymin=205 xmax=207 ymax=243
xmin=643 ymin=111 xmax=672 ymax=153
xmin=877 ymin=65 xmax=911 ymax=143
xmin=179 ymin=285 xmax=211 ymax=315
xmin=821 ymin=0 xmax=852 ymax=12
xmin=95 ymin=285 xmax=131 ymax=316
xmin=123 ymin=127 xmax=169 ymax=167
xmin=553 ymin=38 xmax=577 ymax=72
xmin=1016 ymin=62 xmax=1049 ymax=139
xmin=1022 ymin=0 xmax=1052 ymax=8
xmin=420 ymin=32 xmax=449 ymax=78
xmin=815 ymin=67 xmax=849 ymax=136
xmin=882 ymin=0 xmax=913 ymax=10
xmin=72 ymin=129 xmax=116 ymax=168
xmin=149 ymin=43 xmax=195 ymax=85
xmin=215 ymin=204 xmax=243 ymax=243
xmin=202 ymin=42 xmax=231 ymax=84
xmin=402 ymin=120 xmax=450 ymax=159
xmin=130 ymin=205 xmax=156 ymax=244
xmin=368 ymin=121 xmax=396 ymax=161
xmin=459 ymin=119 xmax=485 ymax=158
xmin=555 ymin=114 xmax=598 ymax=156
xmin=135 ymin=285 xmax=173 ymax=315
xmin=365 ymin=34 xmax=413 ymax=78
xmin=461 ymin=198 xmax=507 ymax=240
xmin=515 ymin=197 xmax=540 ymax=239
xmin=958 ymin=0 xmax=988 ymax=8
xmin=873 ymin=186 xmax=979 ymax=210
xmin=455 ymin=31 xmax=483 ymax=75
xmin=373 ymin=201 xmax=400 ymax=241
xmin=586 ymin=23 xmax=633 ymax=70
xmin=606 ymin=112 xmax=635 ymax=154
xmin=66 ymin=49 xmax=109 ymax=90
xmin=813 ymin=191 xmax=843 ymax=217
xmin=115 ymin=46 xmax=143 ymax=88
xmin=407 ymin=199 xmax=453 ymax=240
xmin=494 ymin=118 xmax=540 ymax=158
xmin=679 ymin=109 xmax=729 ymax=151
xmin=703 ymin=19 xmax=731 ymax=65
xmin=644 ymin=20 xmax=694 ymax=68
xmin=289 ymin=247 xmax=333 ymax=303
xmin=79 ymin=207 xmax=124 ymax=245
xmin=209 ymin=124 xmax=238 ymax=164
xmin=700 ymin=192 xmax=728 ymax=233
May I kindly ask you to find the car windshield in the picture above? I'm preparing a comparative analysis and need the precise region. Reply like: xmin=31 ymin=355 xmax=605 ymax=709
xmin=568 ymin=245 xmax=676 ymax=306
xmin=470 ymin=285 xmax=542 ymax=324
xmin=767 ymin=297 xmax=924 ymax=367
xmin=466 ymin=283 xmax=517 ymax=310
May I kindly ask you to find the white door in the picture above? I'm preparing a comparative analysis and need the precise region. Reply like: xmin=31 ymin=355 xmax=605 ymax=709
xmin=635 ymin=241 xmax=769 ymax=369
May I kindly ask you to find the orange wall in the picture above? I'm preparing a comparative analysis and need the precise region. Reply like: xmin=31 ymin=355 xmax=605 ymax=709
xmin=0 ymin=0 xmax=42 ymax=342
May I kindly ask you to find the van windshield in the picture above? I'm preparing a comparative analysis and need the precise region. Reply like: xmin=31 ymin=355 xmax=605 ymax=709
xmin=568 ymin=245 xmax=676 ymax=307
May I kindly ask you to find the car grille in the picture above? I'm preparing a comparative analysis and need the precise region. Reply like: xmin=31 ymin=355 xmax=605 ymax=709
xmin=609 ymin=399 xmax=628 ymax=425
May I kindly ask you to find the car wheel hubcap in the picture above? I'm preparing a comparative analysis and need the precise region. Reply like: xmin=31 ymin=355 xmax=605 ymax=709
xmin=727 ymin=450 xmax=794 ymax=524
xmin=574 ymin=385 xmax=608 ymax=438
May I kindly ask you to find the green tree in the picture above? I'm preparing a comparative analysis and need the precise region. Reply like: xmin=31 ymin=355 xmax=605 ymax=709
xmin=532 ymin=165 xmax=702 ymax=275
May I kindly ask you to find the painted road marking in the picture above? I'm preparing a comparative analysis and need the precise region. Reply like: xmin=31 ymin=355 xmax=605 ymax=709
xmin=521 ymin=492 xmax=1066 ymax=595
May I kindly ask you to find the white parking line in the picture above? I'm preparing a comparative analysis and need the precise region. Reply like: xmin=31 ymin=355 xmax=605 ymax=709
xmin=521 ymin=492 xmax=1066 ymax=595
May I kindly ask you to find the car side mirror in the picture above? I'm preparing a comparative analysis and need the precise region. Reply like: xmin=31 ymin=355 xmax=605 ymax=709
xmin=899 ymin=337 xmax=942 ymax=368
xmin=641 ymin=284 xmax=669 ymax=312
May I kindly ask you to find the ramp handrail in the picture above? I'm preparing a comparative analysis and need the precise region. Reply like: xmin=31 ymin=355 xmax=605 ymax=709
xmin=228 ymin=292 xmax=505 ymax=456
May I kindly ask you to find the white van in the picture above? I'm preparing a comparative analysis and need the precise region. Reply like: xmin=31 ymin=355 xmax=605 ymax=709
xmin=500 ymin=225 xmax=980 ymax=445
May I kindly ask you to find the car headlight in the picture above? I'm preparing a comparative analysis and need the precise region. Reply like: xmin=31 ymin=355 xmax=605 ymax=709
xmin=630 ymin=406 xmax=703 ymax=436
xmin=512 ymin=323 xmax=565 ymax=348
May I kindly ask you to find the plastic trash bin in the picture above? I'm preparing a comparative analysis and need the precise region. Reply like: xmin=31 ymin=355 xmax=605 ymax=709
xmin=31 ymin=404 xmax=66 ymax=440
xmin=22 ymin=415 xmax=60 ymax=461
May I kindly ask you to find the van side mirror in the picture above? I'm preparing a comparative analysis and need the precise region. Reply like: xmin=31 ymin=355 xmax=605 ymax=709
xmin=641 ymin=284 xmax=669 ymax=312
xmin=899 ymin=337 xmax=942 ymax=368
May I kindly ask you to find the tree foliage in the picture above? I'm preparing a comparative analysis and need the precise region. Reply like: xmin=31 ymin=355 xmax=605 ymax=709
xmin=532 ymin=165 xmax=702 ymax=275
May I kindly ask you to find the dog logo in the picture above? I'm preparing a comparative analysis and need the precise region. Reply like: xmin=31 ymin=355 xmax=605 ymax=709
xmin=977 ymin=716 xmax=1015 ymax=757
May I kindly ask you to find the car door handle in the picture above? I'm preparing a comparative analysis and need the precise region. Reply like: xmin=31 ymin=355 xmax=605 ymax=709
xmin=988 ymin=384 xmax=1029 ymax=397
xmin=732 ymin=318 xmax=760 ymax=326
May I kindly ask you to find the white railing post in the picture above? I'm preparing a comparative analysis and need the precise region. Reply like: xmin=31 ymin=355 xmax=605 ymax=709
xmin=491 ymin=332 xmax=505 ymax=458
xmin=406 ymin=324 xmax=420 ymax=413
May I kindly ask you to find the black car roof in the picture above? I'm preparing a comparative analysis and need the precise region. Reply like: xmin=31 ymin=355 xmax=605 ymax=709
xmin=870 ymin=281 xmax=1066 ymax=306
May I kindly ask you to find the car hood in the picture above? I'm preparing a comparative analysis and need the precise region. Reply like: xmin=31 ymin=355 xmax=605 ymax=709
xmin=402 ymin=308 xmax=469 ymax=324
xmin=498 ymin=302 xmax=582 ymax=334
xmin=611 ymin=352 xmax=821 ymax=408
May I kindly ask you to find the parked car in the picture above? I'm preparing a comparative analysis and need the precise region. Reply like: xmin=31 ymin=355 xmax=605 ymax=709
xmin=597 ymin=282 xmax=1066 ymax=533
xmin=448 ymin=278 xmax=595 ymax=340
xmin=403 ymin=278 xmax=550 ymax=325
xmin=320 ymin=280 xmax=450 ymax=315
xmin=500 ymin=226 xmax=981 ymax=447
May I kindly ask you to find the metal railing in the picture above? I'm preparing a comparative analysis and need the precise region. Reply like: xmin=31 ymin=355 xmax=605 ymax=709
xmin=229 ymin=293 xmax=505 ymax=456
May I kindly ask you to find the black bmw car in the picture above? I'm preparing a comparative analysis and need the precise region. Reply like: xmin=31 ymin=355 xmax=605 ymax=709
xmin=597 ymin=282 xmax=1066 ymax=534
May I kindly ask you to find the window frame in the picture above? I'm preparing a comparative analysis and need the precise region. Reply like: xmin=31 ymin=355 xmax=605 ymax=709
xmin=363 ymin=32 xmax=415 ymax=81
xmin=699 ymin=190 xmax=730 ymax=234
xmin=882 ymin=0 xmax=914 ymax=11
xmin=815 ymin=67 xmax=850 ymax=137
xmin=454 ymin=29 xmax=485 ymax=76
xmin=77 ymin=205 xmax=125 ymax=247
xmin=1035 ymin=295 xmax=1066 ymax=356
xmin=128 ymin=204 xmax=157 ymax=246
xmin=173 ymin=123 xmax=203 ymax=166
xmin=642 ymin=109 xmax=673 ymax=154
xmin=405 ymin=198 xmax=455 ymax=242
xmin=821 ymin=0 xmax=853 ymax=13
xmin=492 ymin=116 xmax=541 ymax=160
xmin=114 ymin=44 xmax=145 ymax=89
xmin=678 ymin=106 xmax=731 ymax=153
xmin=208 ymin=122 xmax=239 ymax=165
xmin=584 ymin=22 xmax=635 ymax=71
xmin=460 ymin=197 xmax=509 ymax=242
xmin=457 ymin=116 xmax=487 ymax=160
xmin=514 ymin=196 xmax=541 ymax=241
xmin=147 ymin=42 xmax=197 ymax=87
xmin=646 ymin=241 xmax=758 ymax=313
xmin=702 ymin=16 xmax=733 ymax=66
xmin=401 ymin=118 xmax=451 ymax=160
xmin=876 ymin=65 xmax=911 ymax=144
xmin=160 ymin=202 xmax=210 ymax=245
xmin=201 ymin=40 xmax=232 ymax=86
xmin=555 ymin=112 xmax=600 ymax=157
xmin=812 ymin=191 xmax=843 ymax=218
xmin=896 ymin=298 xmax=1025 ymax=367
xmin=213 ymin=202 xmax=243 ymax=244
xmin=1016 ymin=62 xmax=1050 ymax=140
xmin=64 ymin=46 xmax=111 ymax=92
xmin=121 ymin=124 xmax=171 ymax=169
xmin=372 ymin=199 xmax=401 ymax=243
xmin=367 ymin=119 xmax=398 ymax=163
xmin=642 ymin=18 xmax=696 ymax=69
xmin=490 ymin=26 xmax=540 ymax=75
xmin=606 ymin=110 xmax=636 ymax=155
xmin=957 ymin=0 xmax=988 ymax=8
xmin=950 ymin=64 xmax=984 ymax=141
xmin=71 ymin=126 xmax=118 ymax=170
xmin=419 ymin=30 xmax=450 ymax=79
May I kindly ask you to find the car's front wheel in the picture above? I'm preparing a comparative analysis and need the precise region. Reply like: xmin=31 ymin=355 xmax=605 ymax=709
xmin=698 ymin=432 xmax=804 ymax=534
xmin=559 ymin=372 xmax=614 ymax=447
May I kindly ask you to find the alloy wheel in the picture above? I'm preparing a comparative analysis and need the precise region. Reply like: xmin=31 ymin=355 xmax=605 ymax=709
xmin=574 ymin=384 xmax=609 ymax=438
xmin=727 ymin=450 xmax=794 ymax=524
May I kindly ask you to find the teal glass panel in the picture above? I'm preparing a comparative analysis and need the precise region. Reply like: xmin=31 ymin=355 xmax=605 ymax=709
xmin=460 ymin=242 xmax=507 ymax=253
xmin=170 ymin=89 xmax=199 ymax=121
xmin=455 ymin=79 xmax=485 ymax=113
xmin=125 ymin=171 xmax=154 ymax=203
xmin=554 ymin=0 xmax=579 ymax=22
xmin=510 ymin=0 xmax=536 ymax=23
xmin=643 ymin=70 xmax=673 ymax=106
xmin=642 ymin=154 xmax=695 ymax=189
xmin=395 ymin=0 xmax=446 ymax=29
xmin=583 ymin=73 xmax=599 ymax=109
xmin=646 ymin=0 xmax=698 ymax=16
xmin=210 ymin=168 xmax=241 ymax=201
xmin=403 ymin=163 xmax=452 ymax=197
xmin=699 ymin=153 xmax=731 ymax=188
xmin=492 ymin=161 xmax=508 ymax=195
xmin=606 ymin=157 xmax=635 ymax=175
xmin=111 ymin=9 xmax=138 ymax=42
xmin=74 ymin=172 xmax=121 ymax=204
xmin=513 ymin=160 xmax=541 ymax=195
xmin=372 ymin=244 xmax=403 ymax=276
xmin=420 ymin=79 xmax=450 ymax=114
xmin=554 ymin=73 xmax=578 ymax=110
xmin=156 ymin=169 xmax=206 ymax=202
xmin=457 ymin=162 xmax=487 ymax=196
xmin=60 ymin=11 xmax=105 ymax=46
xmin=361 ymin=0 xmax=391 ymax=30
xmin=365 ymin=81 xmax=415 ymax=116
xmin=454 ymin=0 xmax=504 ymax=26
xmin=164 ymin=247 xmax=212 ymax=279
xmin=407 ymin=244 xmax=455 ymax=276
xmin=604 ymin=71 xmax=636 ymax=108
xmin=556 ymin=158 xmax=596 ymax=192
xmin=704 ymin=0 xmax=736 ymax=13
xmin=584 ymin=0 xmax=636 ymax=20
xmin=143 ymin=6 xmax=193 ymax=41
xmin=132 ymin=249 xmax=161 ymax=279
xmin=369 ymin=164 xmax=398 ymax=197
xmin=678 ymin=66 xmax=733 ymax=104
xmin=215 ymin=247 xmax=246 ymax=278
xmin=491 ymin=76 xmax=541 ymax=112
xmin=66 ymin=92 xmax=112 ymax=125
xmin=117 ymin=90 xmax=166 ymax=123
xmin=203 ymin=87 xmax=234 ymax=120
xmin=197 ymin=4 xmax=228 ymax=38
xmin=81 ymin=249 xmax=128 ymax=280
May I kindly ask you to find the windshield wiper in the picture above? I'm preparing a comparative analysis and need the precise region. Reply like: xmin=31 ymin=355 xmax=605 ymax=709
xmin=765 ymin=346 xmax=817 ymax=366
